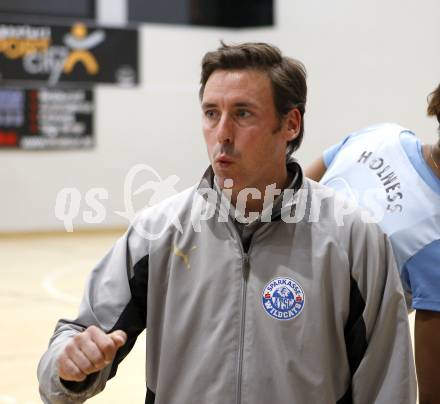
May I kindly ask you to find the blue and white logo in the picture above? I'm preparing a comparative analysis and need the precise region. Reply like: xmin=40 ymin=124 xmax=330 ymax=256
xmin=262 ymin=277 xmax=305 ymax=321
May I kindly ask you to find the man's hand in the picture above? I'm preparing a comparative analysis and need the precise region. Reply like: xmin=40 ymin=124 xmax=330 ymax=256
xmin=58 ymin=325 xmax=127 ymax=382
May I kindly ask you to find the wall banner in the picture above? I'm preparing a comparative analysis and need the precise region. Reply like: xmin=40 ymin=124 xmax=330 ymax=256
xmin=0 ymin=22 xmax=138 ymax=86
xmin=0 ymin=88 xmax=94 ymax=149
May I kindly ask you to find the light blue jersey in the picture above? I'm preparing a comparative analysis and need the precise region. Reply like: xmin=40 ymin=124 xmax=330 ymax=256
xmin=322 ymin=123 xmax=440 ymax=311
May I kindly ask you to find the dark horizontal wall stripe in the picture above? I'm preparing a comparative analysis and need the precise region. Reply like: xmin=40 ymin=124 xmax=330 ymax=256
xmin=0 ymin=0 xmax=94 ymax=18
xmin=129 ymin=0 xmax=273 ymax=28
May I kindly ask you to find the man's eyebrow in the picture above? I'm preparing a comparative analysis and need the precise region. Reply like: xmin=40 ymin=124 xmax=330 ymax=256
xmin=201 ymin=101 xmax=259 ymax=109
xmin=234 ymin=101 xmax=258 ymax=108
xmin=201 ymin=102 xmax=217 ymax=109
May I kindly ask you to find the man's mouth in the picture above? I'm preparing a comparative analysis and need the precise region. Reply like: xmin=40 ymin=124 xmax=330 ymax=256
xmin=215 ymin=154 xmax=234 ymax=166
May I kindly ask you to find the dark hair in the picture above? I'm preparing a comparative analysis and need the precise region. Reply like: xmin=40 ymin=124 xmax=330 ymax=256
xmin=199 ymin=42 xmax=307 ymax=155
xmin=427 ymin=84 xmax=440 ymax=132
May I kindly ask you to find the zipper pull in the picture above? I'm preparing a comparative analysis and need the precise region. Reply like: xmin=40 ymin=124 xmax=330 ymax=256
xmin=243 ymin=254 xmax=250 ymax=278
xmin=243 ymin=253 xmax=249 ymax=265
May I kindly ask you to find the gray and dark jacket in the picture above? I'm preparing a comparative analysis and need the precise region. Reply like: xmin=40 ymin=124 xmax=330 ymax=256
xmin=38 ymin=166 xmax=416 ymax=404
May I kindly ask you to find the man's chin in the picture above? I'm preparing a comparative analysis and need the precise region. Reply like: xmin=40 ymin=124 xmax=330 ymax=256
xmin=215 ymin=175 xmax=235 ymax=189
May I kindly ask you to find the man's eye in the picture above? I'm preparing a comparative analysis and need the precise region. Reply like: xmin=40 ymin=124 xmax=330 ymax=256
xmin=205 ymin=110 xmax=218 ymax=119
xmin=237 ymin=110 xmax=251 ymax=118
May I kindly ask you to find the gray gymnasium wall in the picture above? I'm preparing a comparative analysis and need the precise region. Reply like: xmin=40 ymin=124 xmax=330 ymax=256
xmin=269 ymin=0 xmax=440 ymax=164
xmin=1 ymin=0 xmax=439 ymax=232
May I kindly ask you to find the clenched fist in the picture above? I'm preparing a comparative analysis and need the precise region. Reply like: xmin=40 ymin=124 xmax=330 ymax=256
xmin=58 ymin=325 xmax=127 ymax=382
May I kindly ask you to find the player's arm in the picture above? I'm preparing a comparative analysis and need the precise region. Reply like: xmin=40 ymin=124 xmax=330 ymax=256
xmin=38 ymin=224 xmax=149 ymax=403
xmin=401 ymin=241 xmax=440 ymax=403
xmin=415 ymin=310 xmax=440 ymax=403
xmin=304 ymin=157 xmax=327 ymax=181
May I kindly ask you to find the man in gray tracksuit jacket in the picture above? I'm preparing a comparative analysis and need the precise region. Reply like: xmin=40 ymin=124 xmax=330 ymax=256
xmin=38 ymin=42 xmax=416 ymax=403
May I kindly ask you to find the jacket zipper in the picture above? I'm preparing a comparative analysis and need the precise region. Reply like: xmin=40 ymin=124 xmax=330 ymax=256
xmin=236 ymin=252 xmax=249 ymax=404
xmin=226 ymin=219 xmax=259 ymax=404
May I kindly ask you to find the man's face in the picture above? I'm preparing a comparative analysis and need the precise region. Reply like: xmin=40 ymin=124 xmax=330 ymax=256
xmin=201 ymin=69 xmax=299 ymax=194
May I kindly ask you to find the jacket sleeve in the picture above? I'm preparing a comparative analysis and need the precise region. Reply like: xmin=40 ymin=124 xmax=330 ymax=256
xmin=37 ymin=225 xmax=149 ymax=403
xmin=343 ymin=219 xmax=417 ymax=404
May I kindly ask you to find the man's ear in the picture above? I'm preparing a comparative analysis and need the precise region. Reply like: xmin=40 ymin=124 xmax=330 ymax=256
xmin=284 ymin=108 xmax=301 ymax=142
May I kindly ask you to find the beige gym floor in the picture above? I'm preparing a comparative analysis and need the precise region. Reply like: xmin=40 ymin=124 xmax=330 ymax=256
xmin=0 ymin=230 xmax=416 ymax=404
xmin=0 ymin=230 xmax=145 ymax=404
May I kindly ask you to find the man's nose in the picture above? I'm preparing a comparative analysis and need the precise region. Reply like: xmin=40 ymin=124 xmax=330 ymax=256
xmin=216 ymin=114 xmax=234 ymax=144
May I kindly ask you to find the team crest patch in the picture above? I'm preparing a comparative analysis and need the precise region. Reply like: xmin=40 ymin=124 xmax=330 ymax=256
xmin=262 ymin=277 xmax=305 ymax=320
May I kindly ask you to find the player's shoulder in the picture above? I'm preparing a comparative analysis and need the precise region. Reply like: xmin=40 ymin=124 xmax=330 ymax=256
xmin=125 ymin=185 xmax=197 ymax=243
xmin=344 ymin=122 xmax=410 ymax=144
